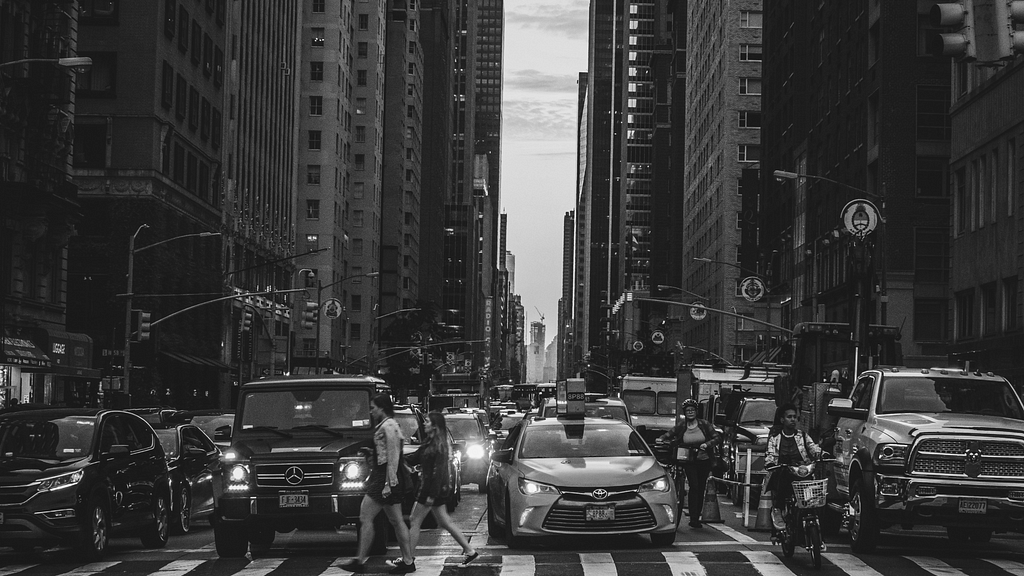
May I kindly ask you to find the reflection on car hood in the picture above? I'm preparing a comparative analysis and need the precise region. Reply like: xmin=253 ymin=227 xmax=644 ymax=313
xmin=230 ymin=436 xmax=373 ymax=458
xmin=518 ymin=456 xmax=663 ymax=486
xmin=0 ymin=456 xmax=86 ymax=481
xmin=875 ymin=413 xmax=1024 ymax=439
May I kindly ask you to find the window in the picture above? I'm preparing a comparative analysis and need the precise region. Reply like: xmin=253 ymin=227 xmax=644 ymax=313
xmin=200 ymin=98 xmax=211 ymax=140
xmin=358 ymin=42 xmax=368 ymax=58
xmin=407 ymin=62 xmax=416 ymax=75
xmin=358 ymin=14 xmax=368 ymax=30
xmin=357 ymin=69 xmax=367 ymax=86
xmin=350 ymin=323 xmax=362 ymax=341
xmin=311 ymin=27 xmax=325 ymax=47
xmin=307 ymin=164 xmax=321 ymax=184
xmin=982 ymin=282 xmax=999 ymax=336
xmin=306 ymin=234 xmax=319 ymax=251
xmin=914 ymin=299 xmax=948 ymax=342
xmin=305 ymin=200 xmax=321 ymax=220
xmin=408 ymin=41 xmax=416 ymax=54
xmin=161 ymin=61 xmax=174 ymax=109
xmin=352 ymin=238 xmax=363 ymax=256
xmin=917 ymin=86 xmax=951 ymax=140
xmin=1009 ymin=139 xmax=1017 ymax=216
xmin=214 ymin=46 xmax=224 ymax=86
xmin=355 ymin=153 xmax=365 ymax=170
xmin=738 ymin=77 xmax=761 ymax=95
xmin=1005 ymin=276 xmax=1019 ymax=331
xmin=203 ymin=34 xmax=213 ymax=76
xmin=79 ymin=52 xmax=117 ymax=96
xmin=198 ymin=161 xmax=209 ymax=201
xmin=312 ymin=0 xmax=324 ymax=13
xmin=164 ymin=0 xmax=176 ymax=38
xmin=355 ymin=97 xmax=366 ymax=114
xmin=175 ymin=74 xmax=187 ymax=119
xmin=308 ymin=130 xmax=321 ymax=150
xmin=310 ymin=61 xmax=324 ymax=81
xmin=915 ymin=228 xmax=949 ymax=283
xmin=355 ymin=125 xmax=366 ymax=142
xmin=177 ymin=6 xmax=189 ymax=52
xmin=186 ymin=153 xmax=197 ymax=192
xmin=351 ymin=294 xmax=362 ymax=312
xmin=956 ymin=289 xmax=975 ymax=339
xmin=190 ymin=20 xmax=201 ymax=64
xmin=309 ymin=95 xmax=323 ymax=116
xmin=738 ymin=145 xmax=760 ymax=162
xmin=955 ymin=167 xmax=967 ymax=233
xmin=740 ymin=10 xmax=762 ymax=28
xmin=216 ymin=0 xmax=225 ymax=24
xmin=211 ymin=108 xmax=221 ymax=148
xmin=353 ymin=182 xmax=365 ymax=199
xmin=188 ymin=87 xmax=199 ymax=130
xmin=916 ymin=157 xmax=949 ymax=197
xmin=73 ymin=123 xmax=107 ymax=168
xmin=353 ymin=210 xmax=364 ymax=226
xmin=173 ymin=142 xmax=185 ymax=184
xmin=739 ymin=44 xmax=762 ymax=61
xmin=738 ymin=111 xmax=761 ymax=128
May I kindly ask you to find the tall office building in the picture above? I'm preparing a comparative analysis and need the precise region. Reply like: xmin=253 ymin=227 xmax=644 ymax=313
xmin=558 ymin=210 xmax=575 ymax=380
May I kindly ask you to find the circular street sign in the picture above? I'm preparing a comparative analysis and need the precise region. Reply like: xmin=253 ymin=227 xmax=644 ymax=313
xmin=740 ymin=276 xmax=766 ymax=302
xmin=841 ymin=199 xmax=879 ymax=240
xmin=651 ymin=330 xmax=665 ymax=345
xmin=690 ymin=302 xmax=707 ymax=321
xmin=322 ymin=298 xmax=343 ymax=320
xmin=632 ymin=340 xmax=644 ymax=352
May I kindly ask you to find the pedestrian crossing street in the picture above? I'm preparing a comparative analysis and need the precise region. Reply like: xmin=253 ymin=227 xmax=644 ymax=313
xmin=2 ymin=549 xmax=1024 ymax=576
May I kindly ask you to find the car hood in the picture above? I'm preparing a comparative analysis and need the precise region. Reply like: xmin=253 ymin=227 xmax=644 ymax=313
xmin=874 ymin=413 xmax=1024 ymax=440
xmin=0 ymin=456 xmax=87 ymax=482
xmin=517 ymin=456 xmax=664 ymax=486
xmin=230 ymin=434 xmax=373 ymax=459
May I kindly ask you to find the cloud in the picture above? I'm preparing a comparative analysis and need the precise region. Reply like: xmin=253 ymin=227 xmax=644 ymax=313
xmin=505 ymin=69 xmax=581 ymax=94
xmin=503 ymin=98 xmax=580 ymax=141
xmin=506 ymin=2 xmax=589 ymax=40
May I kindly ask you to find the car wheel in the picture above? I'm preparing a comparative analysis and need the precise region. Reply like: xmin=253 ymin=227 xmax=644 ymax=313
xmin=487 ymin=498 xmax=501 ymax=537
xmin=171 ymin=485 xmax=191 ymax=535
xmin=214 ymin=522 xmax=249 ymax=558
xmin=650 ymin=531 xmax=676 ymax=546
xmin=248 ymin=526 xmax=275 ymax=556
xmin=849 ymin=476 xmax=879 ymax=553
xmin=503 ymin=494 xmax=526 ymax=548
xmin=140 ymin=492 xmax=170 ymax=548
xmin=76 ymin=497 xmax=109 ymax=560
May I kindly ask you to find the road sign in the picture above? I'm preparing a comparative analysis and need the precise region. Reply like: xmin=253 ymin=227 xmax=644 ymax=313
xmin=322 ymin=298 xmax=343 ymax=320
xmin=740 ymin=276 xmax=766 ymax=302
xmin=690 ymin=302 xmax=707 ymax=321
xmin=841 ymin=199 xmax=879 ymax=240
xmin=446 ymin=352 xmax=455 ymax=363
xmin=632 ymin=340 xmax=644 ymax=352
xmin=651 ymin=330 xmax=665 ymax=345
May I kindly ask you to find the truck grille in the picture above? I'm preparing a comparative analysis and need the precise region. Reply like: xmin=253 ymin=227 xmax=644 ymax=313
xmin=254 ymin=462 xmax=335 ymax=488
xmin=911 ymin=437 xmax=1024 ymax=479
xmin=543 ymin=501 xmax=656 ymax=532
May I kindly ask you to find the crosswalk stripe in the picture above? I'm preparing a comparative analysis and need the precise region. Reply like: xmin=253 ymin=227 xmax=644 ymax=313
xmin=0 ymin=566 xmax=36 ymax=576
xmin=984 ymin=559 xmax=1024 ymax=576
xmin=741 ymin=551 xmax=797 ymax=576
xmin=232 ymin=558 xmax=284 ymax=576
xmin=501 ymin=554 xmax=536 ymax=576
xmin=907 ymin=556 xmax=969 ymax=576
xmin=152 ymin=559 xmax=206 ymax=576
xmin=822 ymin=553 xmax=885 ymax=576
xmin=708 ymin=523 xmax=758 ymax=543
xmin=581 ymin=553 xmax=616 ymax=576
xmin=58 ymin=562 xmax=120 ymax=575
xmin=662 ymin=551 xmax=706 ymax=576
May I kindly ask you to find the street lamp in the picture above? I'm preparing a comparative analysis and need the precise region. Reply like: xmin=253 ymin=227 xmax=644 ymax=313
xmin=0 ymin=56 xmax=93 ymax=73
xmin=313 ymin=271 xmax=379 ymax=373
xmin=123 ymin=228 xmax=221 ymax=406
xmin=657 ymin=284 xmax=708 ymax=302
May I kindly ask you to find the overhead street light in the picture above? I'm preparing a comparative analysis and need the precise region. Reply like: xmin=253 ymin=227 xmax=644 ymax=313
xmin=0 ymin=56 xmax=93 ymax=73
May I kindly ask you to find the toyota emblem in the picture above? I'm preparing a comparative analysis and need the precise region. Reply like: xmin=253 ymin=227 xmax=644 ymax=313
xmin=592 ymin=488 xmax=609 ymax=500
xmin=285 ymin=466 xmax=305 ymax=485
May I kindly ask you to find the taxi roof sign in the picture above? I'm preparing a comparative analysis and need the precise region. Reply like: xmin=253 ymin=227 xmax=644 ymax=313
xmin=557 ymin=378 xmax=586 ymax=416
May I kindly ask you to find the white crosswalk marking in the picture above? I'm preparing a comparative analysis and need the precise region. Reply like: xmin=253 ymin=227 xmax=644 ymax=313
xmin=152 ymin=559 xmax=205 ymax=576
xmin=411 ymin=555 xmax=447 ymax=576
xmin=581 ymin=553 xmax=617 ymax=576
xmin=822 ymin=554 xmax=886 ymax=576
xmin=709 ymin=523 xmax=758 ymax=543
xmin=501 ymin=554 xmax=536 ymax=576
xmin=58 ymin=562 xmax=120 ymax=575
xmin=984 ymin=559 xmax=1024 ymax=576
xmin=232 ymin=558 xmax=284 ymax=576
xmin=662 ymin=551 xmax=706 ymax=576
xmin=741 ymin=551 xmax=797 ymax=576
xmin=0 ymin=566 xmax=36 ymax=576
xmin=907 ymin=556 xmax=969 ymax=576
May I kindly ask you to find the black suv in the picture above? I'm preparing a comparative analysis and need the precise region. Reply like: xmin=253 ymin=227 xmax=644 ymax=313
xmin=214 ymin=375 xmax=390 ymax=557
xmin=0 ymin=408 xmax=170 ymax=558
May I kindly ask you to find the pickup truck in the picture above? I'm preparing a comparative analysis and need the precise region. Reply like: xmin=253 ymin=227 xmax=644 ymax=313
xmin=827 ymin=367 xmax=1024 ymax=552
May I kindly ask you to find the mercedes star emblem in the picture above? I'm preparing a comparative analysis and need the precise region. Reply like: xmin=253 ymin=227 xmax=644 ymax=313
xmin=285 ymin=466 xmax=304 ymax=485
xmin=592 ymin=488 xmax=609 ymax=500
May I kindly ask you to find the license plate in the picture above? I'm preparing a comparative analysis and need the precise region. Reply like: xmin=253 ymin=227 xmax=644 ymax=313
xmin=585 ymin=506 xmax=615 ymax=521
xmin=279 ymin=492 xmax=309 ymax=508
xmin=959 ymin=498 xmax=986 ymax=514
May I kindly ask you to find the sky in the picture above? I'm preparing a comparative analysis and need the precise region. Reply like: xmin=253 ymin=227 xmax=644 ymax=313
xmin=499 ymin=0 xmax=590 ymax=343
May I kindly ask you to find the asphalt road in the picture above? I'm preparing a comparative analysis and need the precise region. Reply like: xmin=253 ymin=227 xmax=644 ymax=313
xmin=3 ymin=488 xmax=1024 ymax=575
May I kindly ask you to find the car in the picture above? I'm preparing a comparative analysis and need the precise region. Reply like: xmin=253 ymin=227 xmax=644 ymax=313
xmin=444 ymin=412 xmax=492 ymax=492
xmin=485 ymin=414 xmax=678 ymax=547
xmin=0 ymin=408 xmax=171 ymax=558
xmin=167 ymin=409 xmax=235 ymax=449
xmin=153 ymin=423 xmax=222 ymax=534
xmin=534 ymin=394 xmax=631 ymax=423
xmin=127 ymin=406 xmax=179 ymax=427
xmin=489 ymin=410 xmax=526 ymax=442
xmin=718 ymin=395 xmax=775 ymax=504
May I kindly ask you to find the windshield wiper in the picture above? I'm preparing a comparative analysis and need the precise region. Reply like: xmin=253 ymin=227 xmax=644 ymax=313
xmin=290 ymin=424 xmax=345 ymax=437
xmin=248 ymin=425 xmax=293 ymax=438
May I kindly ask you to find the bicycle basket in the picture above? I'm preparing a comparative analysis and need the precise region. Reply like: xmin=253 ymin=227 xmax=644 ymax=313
xmin=792 ymin=479 xmax=827 ymax=508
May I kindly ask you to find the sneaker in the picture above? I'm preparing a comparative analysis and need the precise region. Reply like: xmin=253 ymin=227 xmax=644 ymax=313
xmin=772 ymin=509 xmax=786 ymax=530
xmin=689 ymin=521 xmax=702 ymax=529
xmin=385 ymin=558 xmax=405 ymax=568
xmin=340 ymin=560 xmax=365 ymax=573
xmin=460 ymin=552 xmax=480 ymax=566
xmin=389 ymin=560 xmax=416 ymax=574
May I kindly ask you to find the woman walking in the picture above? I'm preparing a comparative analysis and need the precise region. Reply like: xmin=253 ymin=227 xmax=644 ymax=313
xmin=656 ymin=398 xmax=721 ymax=528
xmin=398 ymin=411 xmax=478 ymax=568
xmin=342 ymin=394 xmax=415 ymax=573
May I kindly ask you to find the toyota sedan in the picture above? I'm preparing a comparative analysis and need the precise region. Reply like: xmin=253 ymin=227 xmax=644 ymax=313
xmin=485 ymin=415 xmax=678 ymax=547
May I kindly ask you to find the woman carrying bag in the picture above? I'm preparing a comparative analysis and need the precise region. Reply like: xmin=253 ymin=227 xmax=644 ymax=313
xmin=656 ymin=398 xmax=721 ymax=528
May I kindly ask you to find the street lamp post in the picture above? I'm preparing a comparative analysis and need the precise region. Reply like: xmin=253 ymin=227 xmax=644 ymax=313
xmin=123 ymin=228 xmax=221 ymax=406
xmin=313 ymin=272 xmax=379 ymax=374
xmin=656 ymin=284 xmax=708 ymax=302
xmin=0 ymin=56 xmax=93 ymax=72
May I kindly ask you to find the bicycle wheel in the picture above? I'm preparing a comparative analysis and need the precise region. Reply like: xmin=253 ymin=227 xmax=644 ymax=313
xmin=808 ymin=521 xmax=822 ymax=569
xmin=780 ymin=509 xmax=796 ymax=558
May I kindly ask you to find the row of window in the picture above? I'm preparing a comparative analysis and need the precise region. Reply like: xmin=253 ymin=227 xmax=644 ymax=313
xmin=164 ymin=0 xmax=226 ymax=87
xmin=953 ymin=277 xmax=1019 ymax=340
xmin=954 ymin=139 xmax=1018 ymax=234
xmin=161 ymin=62 xmax=223 ymax=148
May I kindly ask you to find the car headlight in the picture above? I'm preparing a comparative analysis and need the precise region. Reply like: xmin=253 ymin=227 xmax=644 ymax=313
xmin=466 ymin=444 xmax=486 ymax=459
xmin=874 ymin=443 xmax=908 ymax=466
xmin=228 ymin=464 xmax=249 ymax=483
xmin=37 ymin=470 xmax=84 ymax=493
xmin=518 ymin=478 xmax=560 ymax=495
xmin=341 ymin=460 xmax=365 ymax=480
xmin=638 ymin=476 xmax=670 ymax=493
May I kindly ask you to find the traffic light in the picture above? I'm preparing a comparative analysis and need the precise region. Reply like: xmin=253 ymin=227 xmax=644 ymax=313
xmin=137 ymin=311 xmax=152 ymax=341
xmin=931 ymin=0 xmax=1024 ymax=61
xmin=995 ymin=0 xmax=1024 ymax=58
xmin=302 ymin=301 xmax=318 ymax=329
xmin=929 ymin=1 xmax=977 ymax=60
xmin=241 ymin=308 xmax=253 ymax=332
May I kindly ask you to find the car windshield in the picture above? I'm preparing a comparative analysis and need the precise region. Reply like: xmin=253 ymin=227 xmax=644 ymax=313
xmin=656 ymin=393 xmax=677 ymax=416
xmin=447 ymin=418 xmax=482 ymax=440
xmin=541 ymin=404 xmax=629 ymax=422
xmin=240 ymin=389 xmax=372 ymax=430
xmin=622 ymin=390 xmax=656 ymax=415
xmin=877 ymin=377 xmax=1024 ymax=418
xmin=520 ymin=423 xmax=651 ymax=459
xmin=155 ymin=429 xmax=178 ymax=458
xmin=739 ymin=401 xmax=776 ymax=425
xmin=394 ymin=413 xmax=421 ymax=441
xmin=0 ymin=416 xmax=96 ymax=461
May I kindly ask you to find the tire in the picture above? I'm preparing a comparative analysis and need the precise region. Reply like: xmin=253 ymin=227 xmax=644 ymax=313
xmin=171 ymin=485 xmax=191 ymax=535
xmin=248 ymin=526 xmax=275 ymax=556
xmin=487 ymin=497 xmax=501 ymax=537
xmin=650 ymin=531 xmax=676 ymax=546
xmin=76 ymin=497 xmax=109 ymax=560
xmin=808 ymin=522 xmax=822 ymax=569
xmin=214 ymin=522 xmax=249 ymax=558
xmin=781 ymin=526 xmax=796 ymax=558
xmin=140 ymin=492 xmax=170 ymax=548
xmin=848 ymin=476 xmax=879 ymax=553
xmin=504 ymin=495 xmax=526 ymax=549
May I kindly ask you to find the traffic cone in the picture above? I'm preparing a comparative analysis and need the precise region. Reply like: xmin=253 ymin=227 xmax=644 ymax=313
xmin=700 ymin=478 xmax=723 ymax=523
xmin=750 ymin=489 xmax=774 ymax=532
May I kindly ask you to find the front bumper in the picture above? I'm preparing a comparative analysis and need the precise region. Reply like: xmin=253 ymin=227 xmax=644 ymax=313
xmin=508 ymin=490 xmax=678 ymax=537
xmin=217 ymin=490 xmax=365 ymax=530
xmin=873 ymin=474 xmax=1024 ymax=530
xmin=0 ymin=489 xmax=87 ymax=544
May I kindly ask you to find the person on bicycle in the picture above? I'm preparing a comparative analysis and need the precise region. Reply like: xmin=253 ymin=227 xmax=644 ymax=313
xmin=656 ymin=398 xmax=721 ymax=528
xmin=765 ymin=403 xmax=822 ymax=530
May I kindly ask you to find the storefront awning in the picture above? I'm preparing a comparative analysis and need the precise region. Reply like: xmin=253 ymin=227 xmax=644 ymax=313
xmin=161 ymin=351 xmax=232 ymax=371
xmin=3 ymin=328 xmax=52 ymax=368
xmin=31 ymin=328 xmax=95 ymax=376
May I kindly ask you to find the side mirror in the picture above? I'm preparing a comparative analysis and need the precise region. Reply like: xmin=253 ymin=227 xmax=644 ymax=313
xmin=490 ymin=449 xmax=513 ymax=464
xmin=214 ymin=425 xmax=231 ymax=441
xmin=104 ymin=444 xmax=130 ymax=459
xmin=828 ymin=398 xmax=868 ymax=420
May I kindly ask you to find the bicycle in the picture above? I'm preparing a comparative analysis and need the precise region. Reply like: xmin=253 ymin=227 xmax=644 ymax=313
xmin=765 ymin=453 xmax=835 ymax=569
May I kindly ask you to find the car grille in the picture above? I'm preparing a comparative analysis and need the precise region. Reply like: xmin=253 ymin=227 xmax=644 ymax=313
xmin=254 ymin=462 xmax=334 ymax=488
xmin=0 ymin=483 xmax=35 ymax=506
xmin=911 ymin=437 xmax=1024 ymax=479
xmin=543 ymin=499 xmax=656 ymax=532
